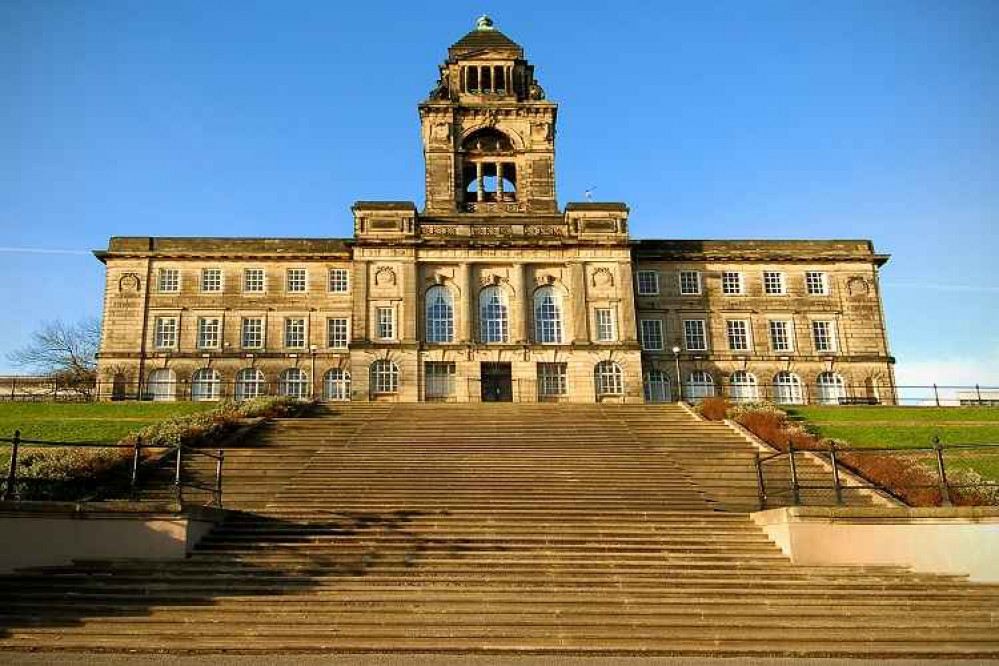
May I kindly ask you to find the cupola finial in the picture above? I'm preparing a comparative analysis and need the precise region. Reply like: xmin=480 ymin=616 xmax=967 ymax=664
xmin=475 ymin=15 xmax=495 ymax=31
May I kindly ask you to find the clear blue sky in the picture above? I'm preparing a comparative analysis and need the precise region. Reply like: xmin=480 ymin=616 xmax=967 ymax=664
xmin=1 ymin=0 xmax=996 ymax=384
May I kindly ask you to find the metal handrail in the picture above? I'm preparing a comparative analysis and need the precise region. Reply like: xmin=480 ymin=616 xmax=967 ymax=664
xmin=753 ymin=438 xmax=999 ymax=510
xmin=1 ymin=430 xmax=224 ymax=507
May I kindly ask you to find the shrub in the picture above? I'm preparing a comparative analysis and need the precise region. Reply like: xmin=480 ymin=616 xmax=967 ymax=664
xmin=696 ymin=397 xmax=731 ymax=422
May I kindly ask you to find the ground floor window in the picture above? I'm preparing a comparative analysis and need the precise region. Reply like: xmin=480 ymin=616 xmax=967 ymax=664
xmin=774 ymin=371 xmax=804 ymax=405
xmin=684 ymin=370 xmax=715 ymax=403
xmin=815 ymin=372 xmax=846 ymax=405
xmin=594 ymin=361 xmax=624 ymax=397
xmin=191 ymin=368 xmax=220 ymax=401
xmin=278 ymin=368 xmax=309 ymax=399
xmin=146 ymin=368 xmax=176 ymax=402
xmin=644 ymin=370 xmax=671 ymax=403
xmin=323 ymin=369 xmax=350 ymax=401
xmin=371 ymin=360 xmax=400 ymax=394
xmin=425 ymin=362 xmax=456 ymax=401
xmin=728 ymin=371 xmax=759 ymax=403
xmin=235 ymin=368 xmax=265 ymax=401
xmin=537 ymin=362 xmax=567 ymax=400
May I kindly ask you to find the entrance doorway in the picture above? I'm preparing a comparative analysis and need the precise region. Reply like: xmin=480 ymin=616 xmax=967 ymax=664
xmin=481 ymin=362 xmax=513 ymax=402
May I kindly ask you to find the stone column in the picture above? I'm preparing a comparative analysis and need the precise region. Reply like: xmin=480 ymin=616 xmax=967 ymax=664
xmin=402 ymin=261 xmax=418 ymax=343
xmin=496 ymin=162 xmax=504 ymax=198
xmin=523 ymin=266 xmax=535 ymax=343
xmin=476 ymin=162 xmax=484 ymax=202
xmin=458 ymin=263 xmax=473 ymax=343
xmin=351 ymin=261 xmax=368 ymax=341
xmin=511 ymin=263 xmax=527 ymax=343
xmin=570 ymin=262 xmax=588 ymax=343
xmin=617 ymin=261 xmax=638 ymax=343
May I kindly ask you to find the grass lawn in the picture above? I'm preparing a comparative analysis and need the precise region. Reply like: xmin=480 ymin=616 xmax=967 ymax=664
xmin=785 ymin=405 xmax=999 ymax=482
xmin=0 ymin=402 xmax=216 ymax=445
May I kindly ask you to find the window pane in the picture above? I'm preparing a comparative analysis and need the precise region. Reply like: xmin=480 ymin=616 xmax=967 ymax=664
xmin=683 ymin=320 xmax=707 ymax=351
xmin=479 ymin=286 xmax=509 ymax=343
xmin=328 ymin=268 xmax=349 ymax=293
xmin=640 ymin=320 xmax=663 ymax=351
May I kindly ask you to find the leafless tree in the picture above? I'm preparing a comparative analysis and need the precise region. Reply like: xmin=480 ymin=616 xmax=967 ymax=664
xmin=7 ymin=318 xmax=101 ymax=396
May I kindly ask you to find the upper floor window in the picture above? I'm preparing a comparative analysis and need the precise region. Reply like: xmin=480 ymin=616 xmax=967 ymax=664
xmin=244 ymin=268 xmax=265 ymax=293
xmin=201 ymin=268 xmax=222 ymax=292
xmin=640 ymin=319 xmax=664 ymax=351
xmin=328 ymin=268 xmax=349 ymax=293
xmin=425 ymin=285 xmax=455 ymax=343
xmin=769 ymin=320 xmax=794 ymax=352
xmin=636 ymin=270 xmax=660 ymax=296
xmin=328 ymin=317 xmax=349 ymax=349
xmin=241 ymin=317 xmax=264 ymax=349
xmin=806 ymin=271 xmax=829 ymax=295
xmin=764 ymin=271 xmax=786 ymax=295
xmin=158 ymin=268 xmax=179 ymax=293
xmin=376 ymin=307 xmax=395 ymax=340
xmin=479 ymin=286 xmax=509 ymax=343
xmin=679 ymin=270 xmax=702 ymax=295
xmin=533 ymin=286 xmax=563 ymax=344
xmin=726 ymin=320 xmax=751 ymax=351
xmin=722 ymin=271 xmax=744 ymax=295
xmin=286 ymin=269 xmax=307 ymax=293
xmin=154 ymin=317 xmax=177 ymax=349
xmin=284 ymin=317 xmax=306 ymax=348
xmin=683 ymin=319 xmax=707 ymax=351
xmin=595 ymin=308 xmax=616 ymax=342
xmin=812 ymin=320 xmax=837 ymax=353
xmin=197 ymin=317 xmax=220 ymax=349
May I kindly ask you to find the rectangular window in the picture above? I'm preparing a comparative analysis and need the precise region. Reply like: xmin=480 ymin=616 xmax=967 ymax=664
xmin=769 ymin=320 xmax=793 ymax=352
xmin=154 ymin=317 xmax=177 ymax=349
xmin=595 ymin=308 xmax=616 ymax=342
xmin=158 ymin=268 xmax=179 ymax=292
xmin=726 ymin=320 xmax=750 ymax=351
xmin=722 ymin=271 xmax=744 ymax=295
xmin=812 ymin=320 xmax=837 ymax=352
xmin=537 ymin=362 xmax=568 ymax=398
xmin=244 ymin=268 xmax=265 ymax=293
xmin=424 ymin=362 xmax=456 ymax=400
xmin=197 ymin=317 xmax=220 ymax=349
xmin=764 ymin=271 xmax=786 ymax=295
xmin=201 ymin=268 xmax=222 ymax=292
xmin=640 ymin=319 xmax=664 ymax=351
xmin=286 ymin=268 xmax=307 ymax=293
xmin=376 ymin=307 xmax=395 ymax=340
xmin=327 ymin=317 xmax=349 ymax=348
xmin=328 ymin=268 xmax=349 ymax=293
xmin=679 ymin=270 xmax=701 ymax=295
xmin=241 ymin=317 xmax=263 ymax=349
xmin=683 ymin=319 xmax=707 ymax=351
xmin=284 ymin=318 xmax=306 ymax=348
xmin=806 ymin=271 xmax=829 ymax=295
xmin=636 ymin=270 xmax=660 ymax=295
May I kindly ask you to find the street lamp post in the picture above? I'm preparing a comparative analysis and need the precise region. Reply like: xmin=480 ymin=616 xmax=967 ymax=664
xmin=672 ymin=345 xmax=682 ymax=402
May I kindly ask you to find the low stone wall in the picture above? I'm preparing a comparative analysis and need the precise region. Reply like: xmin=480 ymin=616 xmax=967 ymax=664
xmin=752 ymin=506 xmax=999 ymax=582
xmin=0 ymin=501 xmax=227 ymax=574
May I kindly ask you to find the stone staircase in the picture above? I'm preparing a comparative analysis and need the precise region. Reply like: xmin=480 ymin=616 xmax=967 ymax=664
xmin=0 ymin=403 xmax=996 ymax=656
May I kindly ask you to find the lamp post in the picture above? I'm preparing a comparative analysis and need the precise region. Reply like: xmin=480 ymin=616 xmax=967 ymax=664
xmin=672 ymin=345 xmax=682 ymax=402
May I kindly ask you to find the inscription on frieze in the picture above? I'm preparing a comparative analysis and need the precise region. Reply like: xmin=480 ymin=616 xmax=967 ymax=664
xmin=471 ymin=226 xmax=512 ymax=237
xmin=525 ymin=225 xmax=566 ymax=237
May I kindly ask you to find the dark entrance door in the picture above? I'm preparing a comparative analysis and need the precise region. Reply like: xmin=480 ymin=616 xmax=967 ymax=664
xmin=481 ymin=362 xmax=513 ymax=402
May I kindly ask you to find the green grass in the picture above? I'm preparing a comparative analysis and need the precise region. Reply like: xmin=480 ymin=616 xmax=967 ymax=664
xmin=787 ymin=406 xmax=999 ymax=424
xmin=0 ymin=402 xmax=216 ymax=445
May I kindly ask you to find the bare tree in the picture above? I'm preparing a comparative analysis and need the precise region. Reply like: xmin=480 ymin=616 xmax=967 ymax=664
xmin=7 ymin=318 xmax=101 ymax=396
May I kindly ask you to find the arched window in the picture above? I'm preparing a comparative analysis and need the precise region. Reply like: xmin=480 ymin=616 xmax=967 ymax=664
xmin=191 ymin=368 xmax=220 ymax=402
xmin=644 ymin=370 xmax=671 ymax=403
xmin=728 ymin=371 xmax=759 ymax=403
xmin=323 ymin=369 xmax=351 ymax=401
xmin=479 ymin=286 xmax=509 ymax=343
xmin=533 ymin=286 xmax=563 ymax=344
xmin=235 ymin=368 xmax=265 ymax=401
xmin=773 ymin=371 xmax=804 ymax=405
xmin=425 ymin=285 xmax=454 ymax=343
xmin=370 ymin=360 xmax=399 ymax=394
xmin=146 ymin=368 xmax=176 ymax=402
xmin=684 ymin=371 xmax=715 ymax=403
xmin=278 ymin=368 xmax=309 ymax=399
xmin=594 ymin=361 xmax=624 ymax=397
xmin=462 ymin=128 xmax=514 ymax=153
xmin=815 ymin=372 xmax=846 ymax=405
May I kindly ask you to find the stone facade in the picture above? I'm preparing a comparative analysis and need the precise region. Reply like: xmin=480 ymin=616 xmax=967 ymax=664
xmin=93 ymin=18 xmax=896 ymax=405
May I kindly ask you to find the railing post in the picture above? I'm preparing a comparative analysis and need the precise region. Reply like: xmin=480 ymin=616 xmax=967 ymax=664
xmin=174 ymin=446 xmax=183 ymax=505
xmin=3 ymin=430 xmax=20 ymax=501
xmin=933 ymin=383 xmax=940 ymax=407
xmin=829 ymin=441 xmax=844 ymax=505
xmin=787 ymin=439 xmax=801 ymax=506
xmin=976 ymin=384 xmax=982 ymax=405
xmin=130 ymin=435 xmax=142 ymax=496
xmin=753 ymin=451 xmax=767 ymax=510
xmin=933 ymin=436 xmax=952 ymax=506
xmin=215 ymin=448 xmax=224 ymax=507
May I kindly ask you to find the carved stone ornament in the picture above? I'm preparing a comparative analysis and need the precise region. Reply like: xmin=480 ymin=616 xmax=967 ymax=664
xmin=429 ymin=66 xmax=450 ymax=100
xmin=374 ymin=266 xmax=397 ymax=287
xmin=118 ymin=273 xmax=141 ymax=293
xmin=534 ymin=274 xmax=558 ymax=287
xmin=479 ymin=274 xmax=508 ymax=287
xmin=528 ymin=80 xmax=546 ymax=101
xmin=591 ymin=267 xmax=614 ymax=288
xmin=431 ymin=122 xmax=451 ymax=143
xmin=847 ymin=277 xmax=870 ymax=297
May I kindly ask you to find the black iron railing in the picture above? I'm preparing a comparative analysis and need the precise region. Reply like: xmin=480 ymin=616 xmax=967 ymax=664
xmin=1 ymin=430 xmax=224 ymax=507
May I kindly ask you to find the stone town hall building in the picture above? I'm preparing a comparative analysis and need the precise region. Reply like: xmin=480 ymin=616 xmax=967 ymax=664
xmin=94 ymin=17 xmax=896 ymax=405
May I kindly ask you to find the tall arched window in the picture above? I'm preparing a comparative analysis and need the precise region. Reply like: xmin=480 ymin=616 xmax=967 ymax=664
xmin=533 ymin=286 xmax=563 ymax=344
xmin=235 ymin=368 xmax=265 ymax=401
xmin=644 ymin=370 xmax=671 ymax=403
xmin=684 ymin=370 xmax=715 ymax=403
xmin=773 ymin=371 xmax=804 ymax=405
xmin=594 ymin=361 xmax=624 ymax=397
xmin=479 ymin=286 xmax=509 ymax=343
xmin=146 ymin=368 xmax=176 ymax=402
xmin=728 ymin=371 xmax=759 ymax=403
xmin=425 ymin=285 xmax=454 ymax=343
xmin=815 ymin=372 xmax=846 ymax=405
xmin=278 ymin=368 xmax=309 ymax=399
xmin=323 ymin=369 xmax=351 ymax=401
xmin=370 ymin=360 xmax=399 ymax=394
xmin=191 ymin=368 xmax=220 ymax=402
